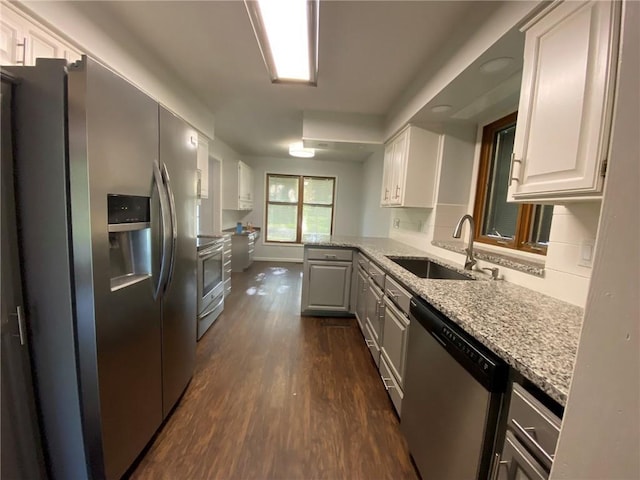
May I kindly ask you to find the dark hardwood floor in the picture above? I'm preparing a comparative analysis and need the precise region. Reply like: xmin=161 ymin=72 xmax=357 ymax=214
xmin=131 ymin=262 xmax=418 ymax=480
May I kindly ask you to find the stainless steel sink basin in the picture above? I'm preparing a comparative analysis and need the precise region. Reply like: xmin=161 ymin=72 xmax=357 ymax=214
xmin=387 ymin=257 xmax=473 ymax=280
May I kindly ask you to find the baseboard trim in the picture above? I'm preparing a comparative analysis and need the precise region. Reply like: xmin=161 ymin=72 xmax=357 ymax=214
xmin=253 ymin=257 xmax=303 ymax=263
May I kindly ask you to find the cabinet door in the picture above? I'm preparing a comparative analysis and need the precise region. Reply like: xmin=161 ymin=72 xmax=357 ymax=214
xmin=381 ymin=298 xmax=408 ymax=387
xmin=197 ymin=138 xmax=209 ymax=199
xmin=510 ymin=0 xmax=620 ymax=201
xmin=365 ymin=280 xmax=383 ymax=343
xmin=0 ymin=15 xmax=23 ymax=65
xmin=380 ymin=143 xmax=394 ymax=205
xmin=302 ymin=261 xmax=352 ymax=312
xmin=238 ymin=161 xmax=252 ymax=202
xmin=26 ymin=27 xmax=61 ymax=65
xmin=389 ymin=131 xmax=408 ymax=205
xmin=355 ymin=268 xmax=367 ymax=332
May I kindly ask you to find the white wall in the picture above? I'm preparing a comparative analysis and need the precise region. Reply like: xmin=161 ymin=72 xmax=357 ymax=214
xmin=360 ymin=150 xmax=391 ymax=237
xmin=17 ymin=1 xmax=215 ymax=138
xmin=551 ymin=1 xmax=640 ymax=475
xmin=242 ymin=156 xmax=363 ymax=262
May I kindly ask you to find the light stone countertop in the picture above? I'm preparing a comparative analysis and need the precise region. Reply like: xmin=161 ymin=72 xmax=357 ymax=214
xmin=303 ymin=235 xmax=584 ymax=406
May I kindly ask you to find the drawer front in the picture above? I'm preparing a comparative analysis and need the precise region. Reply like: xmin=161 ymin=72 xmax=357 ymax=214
xmin=364 ymin=321 xmax=380 ymax=367
xmin=380 ymin=355 xmax=403 ymax=416
xmin=367 ymin=261 xmax=385 ymax=289
xmin=306 ymin=247 xmax=353 ymax=262
xmin=381 ymin=297 xmax=408 ymax=386
xmin=357 ymin=253 xmax=370 ymax=271
xmin=508 ymin=383 xmax=561 ymax=467
xmin=498 ymin=431 xmax=547 ymax=480
xmin=384 ymin=275 xmax=411 ymax=315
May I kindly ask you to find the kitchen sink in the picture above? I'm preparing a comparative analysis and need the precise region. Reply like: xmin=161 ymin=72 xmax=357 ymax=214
xmin=386 ymin=257 xmax=473 ymax=280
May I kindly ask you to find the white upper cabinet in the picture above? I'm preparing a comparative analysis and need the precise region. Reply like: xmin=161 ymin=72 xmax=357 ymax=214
xmin=222 ymin=158 xmax=253 ymax=211
xmin=509 ymin=0 xmax=621 ymax=203
xmin=196 ymin=136 xmax=209 ymax=199
xmin=380 ymin=125 xmax=441 ymax=208
xmin=238 ymin=161 xmax=253 ymax=208
xmin=0 ymin=5 xmax=82 ymax=67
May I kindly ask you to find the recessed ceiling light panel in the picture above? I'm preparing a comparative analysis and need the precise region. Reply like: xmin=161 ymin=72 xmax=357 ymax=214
xmin=289 ymin=141 xmax=315 ymax=158
xmin=479 ymin=57 xmax=513 ymax=74
xmin=431 ymin=105 xmax=452 ymax=113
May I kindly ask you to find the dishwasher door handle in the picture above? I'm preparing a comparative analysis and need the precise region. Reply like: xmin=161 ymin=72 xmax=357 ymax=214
xmin=430 ymin=331 xmax=447 ymax=348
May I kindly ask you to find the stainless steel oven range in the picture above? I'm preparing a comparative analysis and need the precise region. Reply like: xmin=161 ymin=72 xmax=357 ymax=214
xmin=197 ymin=238 xmax=224 ymax=339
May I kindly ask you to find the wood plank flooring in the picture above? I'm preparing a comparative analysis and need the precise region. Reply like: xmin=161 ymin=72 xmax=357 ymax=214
xmin=130 ymin=262 xmax=418 ymax=480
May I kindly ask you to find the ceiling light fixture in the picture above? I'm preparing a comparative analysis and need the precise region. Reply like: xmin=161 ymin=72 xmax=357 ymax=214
xmin=245 ymin=0 xmax=319 ymax=85
xmin=479 ymin=57 xmax=513 ymax=74
xmin=289 ymin=141 xmax=315 ymax=158
xmin=431 ymin=105 xmax=452 ymax=113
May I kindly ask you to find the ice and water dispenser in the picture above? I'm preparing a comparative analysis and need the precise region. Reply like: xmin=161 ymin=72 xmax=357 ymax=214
xmin=108 ymin=194 xmax=152 ymax=291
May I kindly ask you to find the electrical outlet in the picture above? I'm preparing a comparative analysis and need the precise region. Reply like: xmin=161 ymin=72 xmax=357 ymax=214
xmin=578 ymin=238 xmax=595 ymax=267
xmin=393 ymin=218 xmax=400 ymax=229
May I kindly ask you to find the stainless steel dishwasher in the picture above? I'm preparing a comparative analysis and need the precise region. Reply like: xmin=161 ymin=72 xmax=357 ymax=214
xmin=402 ymin=297 xmax=508 ymax=480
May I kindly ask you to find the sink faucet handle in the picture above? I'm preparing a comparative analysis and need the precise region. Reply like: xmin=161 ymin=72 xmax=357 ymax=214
xmin=481 ymin=267 xmax=500 ymax=280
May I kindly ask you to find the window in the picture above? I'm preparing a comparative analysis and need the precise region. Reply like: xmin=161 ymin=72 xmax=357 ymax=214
xmin=473 ymin=113 xmax=553 ymax=254
xmin=265 ymin=174 xmax=335 ymax=243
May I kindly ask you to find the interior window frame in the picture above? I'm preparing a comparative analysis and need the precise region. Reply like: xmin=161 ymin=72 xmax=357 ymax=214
xmin=265 ymin=173 xmax=336 ymax=244
xmin=472 ymin=112 xmax=548 ymax=255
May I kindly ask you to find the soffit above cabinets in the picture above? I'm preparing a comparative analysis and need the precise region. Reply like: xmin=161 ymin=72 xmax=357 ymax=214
xmin=40 ymin=1 xmax=533 ymax=161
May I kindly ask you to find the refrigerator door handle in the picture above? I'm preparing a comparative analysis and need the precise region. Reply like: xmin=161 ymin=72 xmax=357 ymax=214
xmin=161 ymin=162 xmax=178 ymax=291
xmin=153 ymin=160 xmax=171 ymax=299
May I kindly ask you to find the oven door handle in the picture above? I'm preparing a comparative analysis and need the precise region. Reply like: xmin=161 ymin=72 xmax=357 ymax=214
xmin=199 ymin=244 xmax=223 ymax=259
xmin=152 ymin=160 xmax=171 ymax=300
xmin=199 ymin=295 xmax=224 ymax=319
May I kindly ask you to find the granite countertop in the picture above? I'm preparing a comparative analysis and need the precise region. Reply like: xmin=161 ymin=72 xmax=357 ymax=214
xmin=222 ymin=227 xmax=261 ymax=237
xmin=303 ymin=235 xmax=584 ymax=406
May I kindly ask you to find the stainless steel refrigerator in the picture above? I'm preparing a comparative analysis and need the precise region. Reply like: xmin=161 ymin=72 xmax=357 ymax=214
xmin=7 ymin=57 xmax=197 ymax=479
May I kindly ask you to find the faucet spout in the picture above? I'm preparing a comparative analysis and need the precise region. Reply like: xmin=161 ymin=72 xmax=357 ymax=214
xmin=452 ymin=214 xmax=476 ymax=270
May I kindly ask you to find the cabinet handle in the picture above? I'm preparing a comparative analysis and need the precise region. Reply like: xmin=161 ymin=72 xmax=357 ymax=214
xmin=508 ymin=153 xmax=522 ymax=185
xmin=384 ymin=188 xmax=389 ymax=200
xmin=16 ymin=37 xmax=27 ymax=65
xmin=324 ymin=254 xmax=337 ymax=259
xmin=365 ymin=339 xmax=374 ymax=348
xmin=394 ymin=185 xmax=400 ymax=199
xmin=9 ymin=306 xmax=27 ymax=346
xmin=381 ymin=377 xmax=395 ymax=390
xmin=388 ymin=290 xmax=399 ymax=299
xmin=512 ymin=419 xmax=555 ymax=468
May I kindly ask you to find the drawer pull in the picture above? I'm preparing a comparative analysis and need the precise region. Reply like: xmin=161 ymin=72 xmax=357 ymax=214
xmin=381 ymin=377 xmax=395 ymax=390
xmin=324 ymin=254 xmax=337 ymax=259
xmin=512 ymin=419 xmax=555 ymax=468
xmin=365 ymin=339 xmax=374 ymax=348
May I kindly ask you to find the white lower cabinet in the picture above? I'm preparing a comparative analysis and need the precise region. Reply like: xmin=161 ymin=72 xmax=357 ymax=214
xmin=381 ymin=297 xmax=409 ymax=387
xmin=301 ymin=247 xmax=354 ymax=315
xmin=365 ymin=278 xmax=384 ymax=345
xmin=380 ymin=355 xmax=403 ymax=416
xmin=354 ymin=267 xmax=368 ymax=333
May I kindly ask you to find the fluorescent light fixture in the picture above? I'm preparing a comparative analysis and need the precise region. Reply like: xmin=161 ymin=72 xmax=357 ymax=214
xmin=245 ymin=0 xmax=319 ymax=85
xmin=431 ymin=105 xmax=452 ymax=113
xmin=479 ymin=57 xmax=513 ymax=74
xmin=289 ymin=141 xmax=315 ymax=158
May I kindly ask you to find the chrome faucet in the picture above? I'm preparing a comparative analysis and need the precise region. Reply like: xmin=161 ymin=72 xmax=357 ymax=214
xmin=453 ymin=214 xmax=476 ymax=270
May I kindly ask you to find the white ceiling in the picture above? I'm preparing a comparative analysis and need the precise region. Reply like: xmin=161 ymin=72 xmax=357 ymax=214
xmin=79 ymin=1 xmax=513 ymax=161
